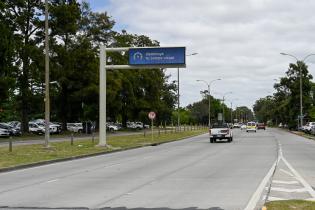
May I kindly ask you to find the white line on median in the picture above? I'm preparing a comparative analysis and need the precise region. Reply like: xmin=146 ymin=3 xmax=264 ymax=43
xmin=272 ymin=180 xmax=299 ymax=185
xmin=280 ymin=169 xmax=294 ymax=177
xmin=267 ymin=196 xmax=286 ymax=201
xmin=282 ymin=157 xmax=315 ymax=198
xmin=270 ymin=187 xmax=308 ymax=193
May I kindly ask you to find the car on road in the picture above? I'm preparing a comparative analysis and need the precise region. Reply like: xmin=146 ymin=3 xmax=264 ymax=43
xmin=246 ymin=121 xmax=257 ymax=132
xmin=233 ymin=123 xmax=241 ymax=128
xmin=240 ymin=123 xmax=247 ymax=130
xmin=257 ymin=123 xmax=266 ymax=130
xmin=209 ymin=123 xmax=233 ymax=143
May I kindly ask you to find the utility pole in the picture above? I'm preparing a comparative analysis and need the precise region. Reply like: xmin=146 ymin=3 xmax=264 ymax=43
xmin=44 ymin=0 xmax=50 ymax=148
xmin=281 ymin=52 xmax=315 ymax=128
xmin=196 ymin=79 xmax=221 ymax=127
xmin=177 ymin=67 xmax=180 ymax=131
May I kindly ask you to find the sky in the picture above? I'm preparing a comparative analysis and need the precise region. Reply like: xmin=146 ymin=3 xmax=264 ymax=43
xmin=85 ymin=0 xmax=315 ymax=109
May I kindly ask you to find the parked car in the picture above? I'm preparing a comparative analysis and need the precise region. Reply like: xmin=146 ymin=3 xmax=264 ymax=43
xmin=0 ymin=123 xmax=21 ymax=136
xmin=246 ymin=121 xmax=257 ymax=132
xmin=28 ymin=122 xmax=45 ymax=135
xmin=303 ymin=122 xmax=315 ymax=133
xmin=209 ymin=123 xmax=233 ymax=143
xmin=67 ymin=123 xmax=83 ymax=133
xmin=30 ymin=119 xmax=62 ymax=134
xmin=107 ymin=123 xmax=118 ymax=132
xmin=257 ymin=123 xmax=266 ymax=130
xmin=127 ymin=122 xmax=141 ymax=130
xmin=0 ymin=128 xmax=10 ymax=137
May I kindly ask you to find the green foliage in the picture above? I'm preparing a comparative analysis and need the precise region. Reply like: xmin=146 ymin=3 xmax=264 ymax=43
xmin=254 ymin=61 xmax=313 ymax=129
xmin=0 ymin=1 xmax=178 ymax=131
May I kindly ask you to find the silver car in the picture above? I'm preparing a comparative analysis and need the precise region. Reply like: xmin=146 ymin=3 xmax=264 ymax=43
xmin=0 ymin=128 xmax=10 ymax=137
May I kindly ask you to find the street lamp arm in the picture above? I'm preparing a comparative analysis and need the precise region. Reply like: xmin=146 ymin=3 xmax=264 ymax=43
xmin=196 ymin=79 xmax=209 ymax=87
xmin=280 ymin=53 xmax=299 ymax=61
xmin=302 ymin=54 xmax=315 ymax=62
xmin=187 ymin=52 xmax=198 ymax=56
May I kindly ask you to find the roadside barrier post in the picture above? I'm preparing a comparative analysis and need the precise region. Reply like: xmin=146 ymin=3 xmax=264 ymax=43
xmin=151 ymin=119 xmax=154 ymax=142
xmin=164 ymin=121 xmax=166 ymax=134
xmin=9 ymin=136 xmax=12 ymax=152
xmin=71 ymin=132 xmax=74 ymax=146
xmin=92 ymin=132 xmax=95 ymax=143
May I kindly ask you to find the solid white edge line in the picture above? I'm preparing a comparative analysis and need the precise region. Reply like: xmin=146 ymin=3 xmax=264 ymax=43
xmin=244 ymin=160 xmax=277 ymax=210
xmin=282 ymin=157 xmax=315 ymax=198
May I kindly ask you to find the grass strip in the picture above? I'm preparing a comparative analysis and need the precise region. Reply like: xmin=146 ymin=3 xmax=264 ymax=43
xmin=265 ymin=200 xmax=315 ymax=210
xmin=0 ymin=129 xmax=207 ymax=169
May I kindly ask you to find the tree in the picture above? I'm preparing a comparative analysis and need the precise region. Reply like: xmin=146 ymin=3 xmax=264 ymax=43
xmin=0 ymin=1 xmax=15 ymax=109
xmin=253 ymin=96 xmax=275 ymax=124
xmin=4 ymin=0 xmax=44 ymax=132
xmin=274 ymin=61 xmax=312 ymax=128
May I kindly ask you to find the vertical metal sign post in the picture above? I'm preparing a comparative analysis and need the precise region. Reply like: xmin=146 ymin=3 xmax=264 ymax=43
xmin=99 ymin=46 xmax=186 ymax=147
xmin=148 ymin=112 xmax=156 ymax=142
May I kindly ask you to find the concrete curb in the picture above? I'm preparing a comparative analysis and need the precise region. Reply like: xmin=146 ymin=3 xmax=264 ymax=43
xmin=0 ymin=131 xmax=207 ymax=173
xmin=287 ymin=129 xmax=315 ymax=141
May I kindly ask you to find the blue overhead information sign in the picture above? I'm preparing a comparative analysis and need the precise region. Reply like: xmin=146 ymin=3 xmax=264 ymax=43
xmin=129 ymin=47 xmax=186 ymax=66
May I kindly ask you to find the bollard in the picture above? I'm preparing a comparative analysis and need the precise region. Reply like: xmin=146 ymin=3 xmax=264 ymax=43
xmin=164 ymin=121 xmax=167 ymax=134
xmin=92 ymin=132 xmax=95 ymax=143
xmin=158 ymin=126 xmax=160 ymax=136
xmin=9 ymin=136 xmax=12 ymax=152
xmin=71 ymin=133 xmax=74 ymax=145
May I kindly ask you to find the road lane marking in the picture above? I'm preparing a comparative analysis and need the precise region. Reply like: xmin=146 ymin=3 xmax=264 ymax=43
xmin=244 ymin=160 xmax=277 ymax=210
xmin=272 ymin=180 xmax=299 ymax=185
xmin=46 ymin=179 xmax=59 ymax=183
xmin=280 ymin=169 xmax=294 ymax=177
xmin=282 ymin=156 xmax=315 ymax=198
xmin=270 ymin=187 xmax=308 ymax=193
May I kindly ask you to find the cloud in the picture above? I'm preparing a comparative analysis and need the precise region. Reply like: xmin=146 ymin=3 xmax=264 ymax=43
xmin=93 ymin=0 xmax=315 ymax=109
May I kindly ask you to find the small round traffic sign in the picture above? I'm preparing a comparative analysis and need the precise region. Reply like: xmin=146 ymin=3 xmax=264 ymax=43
xmin=148 ymin=111 xmax=156 ymax=120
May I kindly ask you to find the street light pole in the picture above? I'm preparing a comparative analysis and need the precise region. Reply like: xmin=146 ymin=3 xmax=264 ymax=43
xmin=197 ymin=79 xmax=221 ymax=127
xmin=280 ymin=52 xmax=315 ymax=128
xmin=44 ymin=0 xmax=50 ymax=148
xmin=222 ymin=92 xmax=232 ymax=123
xmin=177 ymin=53 xmax=198 ymax=131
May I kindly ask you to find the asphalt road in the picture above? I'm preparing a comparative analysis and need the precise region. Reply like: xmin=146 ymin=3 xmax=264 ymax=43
xmin=0 ymin=128 xmax=314 ymax=210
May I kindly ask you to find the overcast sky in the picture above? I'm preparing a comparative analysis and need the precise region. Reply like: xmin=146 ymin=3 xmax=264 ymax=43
xmin=86 ymin=0 xmax=315 ymax=109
